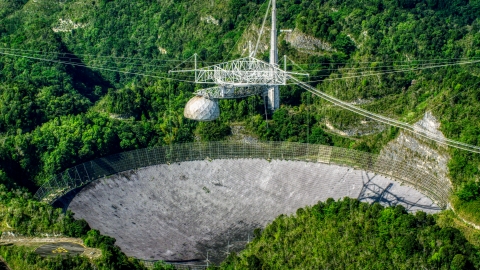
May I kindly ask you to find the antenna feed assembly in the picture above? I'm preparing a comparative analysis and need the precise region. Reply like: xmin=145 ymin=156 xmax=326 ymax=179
xmin=171 ymin=0 xmax=307 ymax=121
xmin=177 ymin=56 xmax=307 ymax=121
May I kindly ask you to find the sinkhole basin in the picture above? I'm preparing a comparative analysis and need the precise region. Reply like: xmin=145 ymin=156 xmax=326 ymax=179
xmin=60 ymin=158 xmax=441 ymax=264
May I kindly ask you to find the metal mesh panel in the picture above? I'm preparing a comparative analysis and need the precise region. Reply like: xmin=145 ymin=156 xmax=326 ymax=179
xmin=34 ymin=141 xmax=453 ymax=208
xmin=141 ymin=261 xmax=208 ymax=270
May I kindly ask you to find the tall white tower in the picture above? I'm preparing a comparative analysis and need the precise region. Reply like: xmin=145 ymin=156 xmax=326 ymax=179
xmin=267 ymin=0 xmax=279 ymax=111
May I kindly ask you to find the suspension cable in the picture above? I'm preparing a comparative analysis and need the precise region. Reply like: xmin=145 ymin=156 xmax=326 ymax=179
xmin=289 ymin=59 xmax=480 ymax=84
xmin=0 ymin=50 xmax=197 ymax=83
xmin=291 ymin=76 xmax=480 ymax=154
xmin=254 ymin=0 xmax=272 ymax=56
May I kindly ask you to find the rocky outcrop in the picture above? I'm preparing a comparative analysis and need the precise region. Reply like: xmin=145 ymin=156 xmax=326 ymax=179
xmin=380 ymin=112 xmax=451 ymax=187
xmin=325 ymin=120 xmax=386 ymax=137
xmin=238 ymin=28 xmax=334 ymax=56
xmin=200 ymin=15 xmax=219 ymax=25
xmin=283 ymin=29 xmax=334 ymax=54
xmin=229 ymin=125 xmax=258 ymax=143
xmin=52 ymin=19 xmax=86 ymax=33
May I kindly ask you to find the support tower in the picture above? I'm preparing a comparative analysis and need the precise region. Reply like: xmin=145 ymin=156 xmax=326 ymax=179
xmin=173 ymin=0 xmax=307 ymax=121
xmin=267 ymin=0 xmax=279 ymax=111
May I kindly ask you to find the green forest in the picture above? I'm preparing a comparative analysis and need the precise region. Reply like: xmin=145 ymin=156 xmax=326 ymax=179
xmin=0 ymin=184 xmax=170 ymax=270
xmin=0 ymin=0 xmax=480 ymax=268
xmin=220 ymin=198 xmax=480 ymax=270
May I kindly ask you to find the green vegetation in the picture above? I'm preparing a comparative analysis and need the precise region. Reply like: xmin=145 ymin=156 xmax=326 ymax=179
xmin=0 ymin=0 xmax=480 ymax=268
xmin=219 ymin=198 xmax=480 ymax=269
xmin=0 ymin=184 xmax=152 ymax=270
xmin=0 ymin=245 xmax=94 ymax=270
xmin=0 ymin=184 xmax=88 ymax=237
xmin=0 ymin=0 xmax=479 ymax=188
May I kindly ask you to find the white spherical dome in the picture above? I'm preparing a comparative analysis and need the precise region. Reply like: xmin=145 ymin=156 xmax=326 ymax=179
xmin=184 ymin=96 xmax=220 ymax=121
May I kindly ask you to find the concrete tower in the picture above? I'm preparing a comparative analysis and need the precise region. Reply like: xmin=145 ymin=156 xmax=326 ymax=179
xmin=267 ymin=0 xmax=279 ymax=111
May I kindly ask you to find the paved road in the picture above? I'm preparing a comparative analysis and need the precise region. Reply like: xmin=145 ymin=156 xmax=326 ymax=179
xmin=0 ymin=237 xmax=101 ymax=259
xmin=35 ymin=242 xmax=85 ymax=257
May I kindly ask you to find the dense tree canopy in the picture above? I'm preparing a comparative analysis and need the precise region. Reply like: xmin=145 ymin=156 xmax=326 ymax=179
xmin=220 ymin=198 xmax=480 ymax=269
xmin=1 ymin=0 xmax=480 ymax=268
xmin=0 ymin=0 xmax=478 ymax=187
xmin=0 ymin=184 xmax=152 ymax=270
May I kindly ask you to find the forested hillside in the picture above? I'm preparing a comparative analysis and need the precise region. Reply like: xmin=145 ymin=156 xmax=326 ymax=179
xmin=1 ymin=0 xmax=479 ymax=189
xmin=1 ymin=0 xmax=480 ymax=268
xmin=0 ymin=185 xmax=164 ymax=270
xmin=220 ymin=198 xmax=480 ymax=269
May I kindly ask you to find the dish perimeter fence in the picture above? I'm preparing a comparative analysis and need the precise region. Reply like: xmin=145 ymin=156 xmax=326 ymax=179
xmin=34 ymin=141 xmax=452 ymax=208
